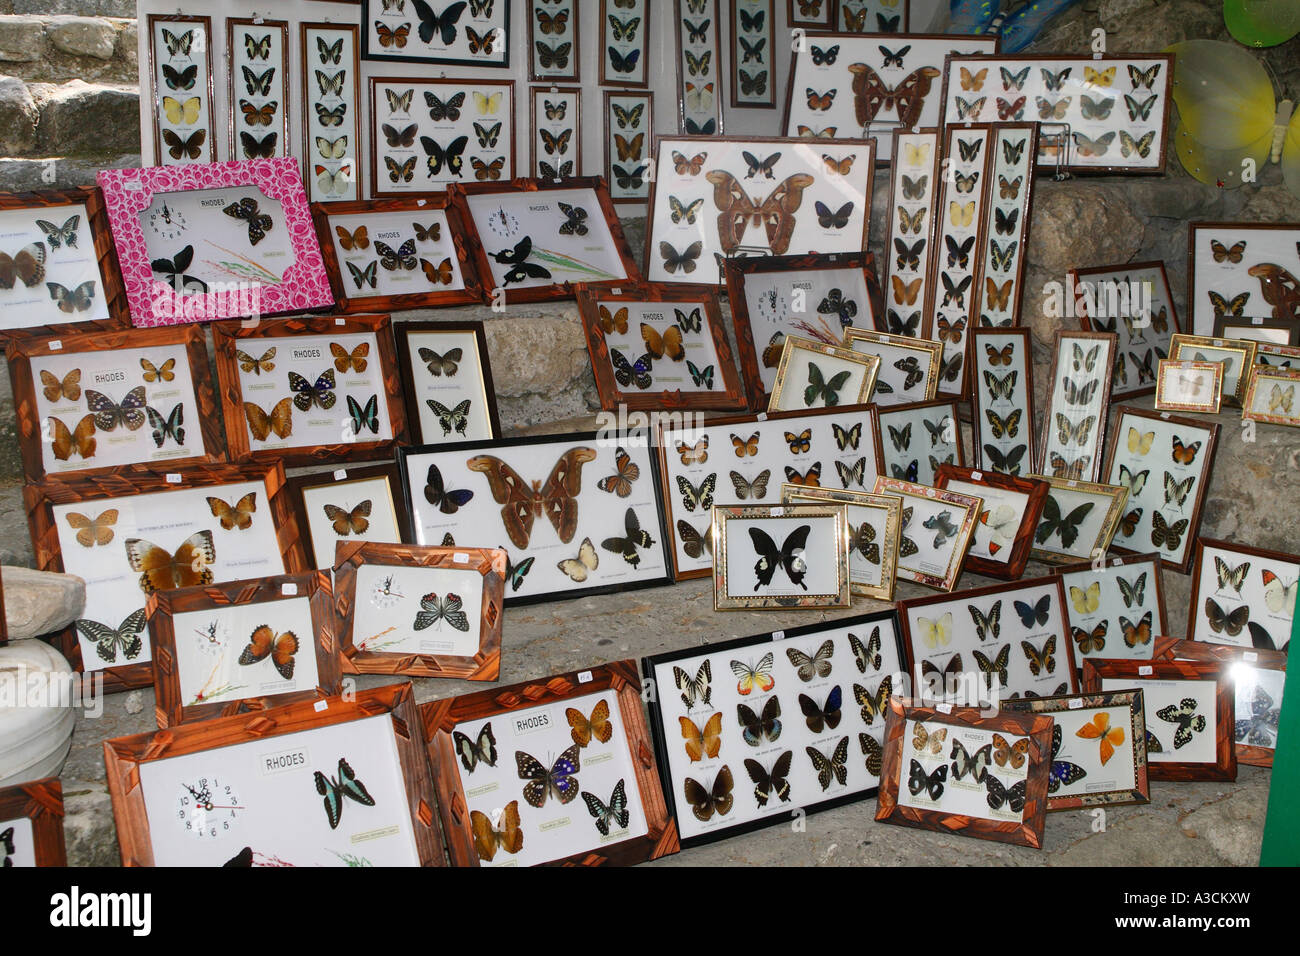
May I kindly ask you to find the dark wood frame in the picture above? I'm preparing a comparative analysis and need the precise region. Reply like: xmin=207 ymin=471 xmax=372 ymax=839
xmin=875 ymin=699 xmax=1053 ymax=849
xmin=1081 ymin=658 xmax=1237 ymax=781
xmin=212 ymin=313 xmax=409 ymax=467
xmin=146 ymin=571 xmax=343 ymax=727
xmin=225 ymin=17 xmax=289 ymax=162
xmin=575 ymin=283 xmax=748 ymax=411
xmin=1186 ymin=221 xmax=1300 ymax=336
xmin=603 ymin=89 xmax=655 ymax=204
xmin=674 ymin=0 xmax=724 ymax=133
xmin=1213 ymin=314 xmax=1300 ymax=345
xmin=285 ymin=461 xmax=413 ymax=569
xmin=1072 ymin=260 xmax=1182 ymax=400
xmin=359 ymin=0 xmax=512 ymax=68
xmin=933 ymin=464 xmax=1048 ymax=580
xmin=6 ymin=323 xmax=226 ymax=482
xmin=393 ymin=320 xmax=502 ymax=446
xmin=1035 ymin=329 xmax=1119 ymax=482
xmin=419 ymin=660 xmax=679 ymax=866
xmin=1050 ymin=550 xmax=1171 ymax=655
xmin=877 ymin=397 xmax=965 ymax=485
xmin=300 ymin=22 xmax=362 ymax=203
xmin=970 ymin=326 xmax=1037 ymax=474
xmin=146 ymin=14 xmax=217 ymax=166
xmin=0 ymin=777 xmax=66 ymax=866
xmin=528 ymin=0 xmax=581 ymax=82
xmin=729 ymin=0 xmax=776 ymax=110
xmin=24 ymin=462 xmax=308 ymax=694
xmin=528 ymin=86 xmax=583 ymax=179
xmin=333 ymin=541 xmax=505 ymax=680
xmin=1026 ymin=473 xmax=1130 ymax=566
xmin=975 ymin=123 xmax=1039 ymax=327
xmin=104 ymin=682 xmax=445 ymax=866
xmin=712 ymin=503 xmax=851 ymax=610
xmin=872 ymin=475 xmax=980 ymax=591
xmin=1168 ymin=332 xmax=1259 ymax=406
xmin=310 ymin=196 xmax=486 ymax=312
xmin=1187 ymin=537 xmax=1300 ymax=654
xmin=600 ymin=0 xmax=651 ymax=88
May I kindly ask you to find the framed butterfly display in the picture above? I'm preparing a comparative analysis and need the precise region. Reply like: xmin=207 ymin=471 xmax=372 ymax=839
xmin=419 ymin=661 xmax=679 ymax=866
xmin=1214 ymin=314 xmax=1300 ymax=346
xmin=146 ymin=15 xmax=216 ymax=167
xmin=312 ymin=196 xmax=485 ymax=312
xmin=1244 ymin=366 xmax=1300 ymax=427
xmin=875 ymin=701 xmax=1053 ymax=849
xmin=781 ymin=485 xmax=901 ymax=600
xmin=939 ymin=54 xmax=1174 ymax=174
xmin=1168 ymin=333 xmax=1258 ymax=406
xmin=401 ymin=432 xmax=671 ymax=606
xmin=105 ymin=683 xmax=444 ymax=866
xmin=96 ymin=157 xmax=333 ymax=327
xmin=286 ymin=462 xmax=412 ymax=570
xmin=605 ymin=90 xmax=655 ymax=203
xmin=301 ymin=23 xmax=361 ymax=203
xmin=712 ymin=504 xmax=850 ymax=610
xmin=394 ymin=321 xmax=500 ymax=446
xmin=877 ymin=398 xmax=963 ymax=486
xmin=6 ymin=324 xmax=223 ymax=482
xmin=530 ymin=0 xmax=579 ymax=81
xmin=1027 ymin=474 xmax=1129 ymax=565
xmin=1187 ymin=539 xmax=1298 ymax=656
xmin=454 ymin=178 xmax=640 ymax=303
xmin=226 ymin=18 xmax=288 ymax=162
xmin=213 ymin=313 xmax=407 ymax=468
xmin=655 ymin=404 xmax=885 ymax=580
xmin=529 ymin=87 xmax=581 ymax=181
xmin=1036 ymin=330 xmax=1118 ymax=483
xmin=576 ymin=284 xmax=747 ymax=411
xmin=1051 ymin=552 xmax=1169 ymax=662
xmin=1072 ymin=261 xmax=1182 ymax=400
xmin=25 ymin=463 xmax=306 ymax=693
xmin=369 ymin=76 xmax=515 ymax=195
xmin=883 ymin=129 xmax=940 ymax=333
xmin=361 ymin=0 xmax=511 ymax=67
xmin=975 ymin=124 xmax=1037 ymax=328
xmin=1082 ymin=658 xmax=1236 ymax=782
xmin=732 ymin=0 xmax=775 ymax=109
xmin=0 ymin=778 xmax=66 ymax=867
xmin=782 ymin=33 xmax=999 ymax=159
xmin=872 ymin=476 xmax=980 ymax=592
xmin=787 ymin=0 xmax=836 ymax=29
xmin=933 ymin=465 xmax=1048 ymax=580
xmin=333 ymin=542 xmax=505 ymax=680
xmin=843 ymin=328 xmax=944 ymax=406
xmin=645 ymin=137 xmax=875 ymax=287
xmin=768 ymin=335 xmax=880 ymax=413
xmin=1002 ymin=689 xmax=1150 ymax=811
xmin=1256 ymin=341 xmax=1300 ymax=369
xmin=724 ymin=252 xmax=884 ymax=409
xmin=971 ymin=328 xmax=1035 ymax=476
xmin=1187 ymin=221 xmax=1300 ymax=336
xmin=676 ymin=0 xmax=722 ymax=132
xmin=1154 ymin=360 xmax=1223 ymax=414
xmin=145 ymin=571 xmax=342 ymax=728
xmin=643 ymin=610 xmax=908 ymax=848
xmin=601 ymin=0 xmax=650 ymax=87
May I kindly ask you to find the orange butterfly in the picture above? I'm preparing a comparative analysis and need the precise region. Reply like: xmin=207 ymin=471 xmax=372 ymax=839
xmin=239 ymin=624 xmax=298 ymax=680
xmin=239 ymin=100 xmax=276 ymax=126
xmin=599 ymin=305 xmax=629 ymax=334
xmin=1171 ymin=436 xmax=1201 ymax=465
xmin=125 ymin=531 xmax=215 ymax=593
xmin=784 ymin=462 xmax=821 ymax=486
xmin=891 ymin=275 xmax=921 ymax=305
xmin=985 ymin=343 xmax=1014 ymax=366
xmin=323 ymin=500 xmax=371 ymax=535
xmin=65 ymin=508 xmax=117 ymax=548
xmin=375 ymin=22 xmax=410 ymax=48
xmin=40 ymin=368 xmax=81 ymax=402
xmin=330 ymin=341 xmax=369 ymax=373
xmin=207 ymin=492 xmax=258 ymax=531
xmin=731 ymin=431 xmax=759 ymax=457
xmin=680 ymin=712 xmax=723 ymax=762
xmin=471 ymin=156 xmax=505 ymax=181
xmin=566 ymin=699 xmax=613 ymax=747
xmin=140 ymin=357 xmax=176 ymax=383
xmin=421 ymin=257 xmax=454 ymax=285
xmin=985 ymin=278 xmax=1013 ymax=311
xmin=471 ymin=800 xmax=523 ymax=861
xmin=642 ymin=323 xmax=685 ymax=361
xmin=335 ymin=225 xmax=369 ymax=250
xmin=676 ymin=437 xmax=708 ymax=464
xmin=48 ymin=414 xmax=97 ymax=461
xmin=823 ymin=153 xmax=855 ymax=175
xmin=243 ymin=398 xmax=292 ymax=442
xmin=937 ymin=316 xmax=965 ymax=344
xmin=672 ymin=150 xmax=707 ymax=175
xmin=1075 ymin=711 xmax=1125 ymax=765
xmin=806 ymin=88 xmax=836 ymax=110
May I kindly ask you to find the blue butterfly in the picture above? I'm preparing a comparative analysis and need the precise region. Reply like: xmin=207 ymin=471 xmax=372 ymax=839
xmin=1013 ymin=594 xmax=1052 ymax=628
xmin=1048 ymin=724 xmax=1086 ymax=794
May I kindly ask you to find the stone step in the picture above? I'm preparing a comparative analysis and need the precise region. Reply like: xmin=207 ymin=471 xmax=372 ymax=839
xmin=0 ymin=14 xmax=135 ymax=85
xmin=0 ymin=77 xmax=138 ymax=159
xmin=4 ymin=0 xmax=135 ymax=15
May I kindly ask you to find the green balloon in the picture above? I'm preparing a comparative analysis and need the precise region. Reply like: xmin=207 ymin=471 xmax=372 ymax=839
xmin=1224 ymin=0 xmax=1300 ymax=47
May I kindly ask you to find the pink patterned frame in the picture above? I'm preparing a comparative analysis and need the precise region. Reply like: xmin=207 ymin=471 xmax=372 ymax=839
xmin=96 ymin=157 xmax=334 ymax=327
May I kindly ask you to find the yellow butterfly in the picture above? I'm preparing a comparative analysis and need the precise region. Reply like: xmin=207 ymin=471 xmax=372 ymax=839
xmin=1069 ymin=581 xmax=1101 ymax=614
xmin=474 ymin=91 xmax=502 ymax=114
xmin=949 ymin=201 xmax=974 ymax=227
xmin=1084 ymin=65 xmax=1116 ymax=86
xmin=1269 ymin=383 xmax=1295 ymax=414
xmin=917 ymin=611 xmax=952 ymax=648
xmin=1127 ymin=427 xmax=1154 ymax=455
xmin=162 ymin=96 xmax=202 ymax=125
xmin=903 ymin=141 xmax=930 ymax=166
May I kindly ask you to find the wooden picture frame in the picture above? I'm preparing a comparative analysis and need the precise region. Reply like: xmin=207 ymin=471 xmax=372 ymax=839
xmin=146 ymin=14 xmax=217 ymax=167
xmin=675 ymin=0 xmax=722 ymax=133
xmin=1243 ymin=366 xmax=1300 ymax=426
xmin=731 ymin=0 xmax=776 ymax=109
xmin=394 ymin=320 xmax=501 ymax=446
xmin=1213 ymin=314 xmax=1300 ymax=345
xmin=529 ymin=0 xmax=580 ymax=82
xmin=1036 ymin=329 xmax=1118 ymax=483
xmin=1154 ymin=360 xmax=1224 ymax=413
xmin=419 ymin=660 xmax=680 ymax=866
xmin=877 ymin=397 xmax=963 ymax=486
xmin=227 ymin=17 xmax=289 ymax=161
xmin=0 ymin=778 xmax=66 ymax=867
xmin=838 ymin=1 xmax=910 ymax=33
xmin=974 ymin=123 xmax=1038 ymax=327
xmin=767 ymin=336 xmax=880 ymax=413
xmin=1168 ymin=332 xmax=1258 ymax=406
xmin=1256 ymin=341 xmax=1300 ymax=368
xmin=787 ymin=0 xmax=836 ymax=29
xmin=146 ymin=571 xmax=343 ymax=727
xmin=971 ymin=326 xmax=1036 ymax=475
xmin=1187 ymin=221 xmax=1300 ymax=336
xmin=842 ymin=328 xmax=944 ymax=405
xmin=529 ymin=86 xmax=581 ymax=179
xmin=883 ymin=129 xmax=941 ymax=327
xmin=780 ymin=484 xmax=901 ymax=600
xmin=301 ymin=22 xmax=361 ymax=203
xmin=601 ymin=0 xmax=651 ymax=88
xmin=285 ymin=461 xmax=412 ymax=570
xmin=1072 ymin=260 xmax=1182 ymax=400
xmin=1027 ymin=474 xmax=1129 ymax=565
xmin=933 ymin=465 xmax=1048 ymax=580
xmin=711 ymin=503 xmax=850 ymax=610
xmin=1186 ymin=538 xmax=1298 ymax=655
xmin=333 ymin=541 xmax=504 ymax=680
xmin=871 ymin=476 xmax=980 ymax=592
xmin=604 ymin=89 xmax=654 ymax=203
xmin=361 ymin=0 xmax=510 ymax=67
xmin=105 ymin=683 xmax=444 ymax=866
xmin=1051 ymin=551 xmax=1169 ymax=663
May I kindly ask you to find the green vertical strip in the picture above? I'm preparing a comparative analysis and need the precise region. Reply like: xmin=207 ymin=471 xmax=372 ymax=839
xmin=1260 ymin=613 xmax=1300 ymax=865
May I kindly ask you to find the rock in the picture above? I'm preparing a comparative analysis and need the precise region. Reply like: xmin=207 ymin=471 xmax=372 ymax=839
xmin=31 ymin=80 xmax=139 ymax=156
xmin=0 ymin=151 xmax=138 ymax=191
xmin=62 ymin=780 xmax=120 ymax=867
xmin=0 ymin=16 xmax=44 ymax=63
xmin=12 ymin=0 xmax=134 ymax=14
xmin=123 ymin=691 xmax=143 ymax=715
xmin=0 ymin=75 xmax=38 ymax=156
xmin=481 ymin=314 xmax=596 ymax=424
xmin=114 ymin=18 xmax=135 ymax=71
xmin=47 ymin=17 xmax=117 ymax=60
xmin=1177 ymin=788 xmax=1267 ymax=866
xmin=0 ymin=640 xmax=78 ymax=786
xmin=3 ymin=566 xmax=85 ymax=640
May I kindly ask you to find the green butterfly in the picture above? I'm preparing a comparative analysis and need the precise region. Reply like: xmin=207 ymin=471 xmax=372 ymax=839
xmin=804 ymin=362 xmax=852 ymax=407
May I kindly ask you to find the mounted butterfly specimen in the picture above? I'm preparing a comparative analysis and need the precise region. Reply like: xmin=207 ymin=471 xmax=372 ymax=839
xmin=600 ymin=506 xmax=655 ymax=568
xmin=750 ymin=524 xmax=811 ymax=590
xmin=75 ymin=609 xmax=147 ymax=663
xmin=467 ymin=447 xmax=596 ymax=549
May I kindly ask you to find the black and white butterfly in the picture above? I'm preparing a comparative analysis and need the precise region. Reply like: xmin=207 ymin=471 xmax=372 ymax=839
xmin=1157 ymin=697 xmax=1206 ymax=749
xmin=581 ymin=779 xmax=629 ymax=836
xmin=750 ymin=524 xmax=810 ymax=590
xmin=600 ymin=507 xmax=655 ymax=568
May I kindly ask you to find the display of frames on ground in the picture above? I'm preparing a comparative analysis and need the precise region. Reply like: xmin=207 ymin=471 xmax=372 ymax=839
xmin=6 ymin=325 xmax=223 ymax=482
xmin=1036 ymin=330 xmax=1117 ymax=482
xmin=676 ymin=0 xmax=722 ymax=133
xmin=24 ymin=464 xmax=304 ymax=692
xmin=212 ymin=314 xmax=407 ymax=467
xmin=302 ymin=23 xmax=361 ymax=203
xmin=643 ymin=611 xmax=907 ymax=847
xmin=97 ymin=157 xmax=333 ymax=327
xmin=420 ymin=661 xmax=679 ymax=866
xmin=933 ymin=465 xmax=1048 ymax=580
xmin=1028 ymin=474 xmax=1128 ymax=565
xmin=286 ymin=462 xmax=411 ymax=570
xmin=575 ymin=284 xmax=747 ymax=411
xmin=843 ymin=328 xmax=943 ymax=406
xmin=939 ymin=55 xmax=1174 ymax=174
xmin=656 ymin=404 xmax=884 ymax=580
xmin=1052 ymin=552 xmax=1168 ymax=662
xmin=0 ymin=778 xmax=66 ymax=867
xmin=883 ymin=129 xmax=940 ymax=334
xmin=1082 ymin=659 xmax=1236 ymax=781
xmin=311 ymin=196 xmax=485 ymax=312
xmin=145 ymin=571 xmax=341 ymax=727
xmin=767 ymin=336 xmax=880 ymax=413
xmin=453 ymin=178 xmax=639 ymax=303
xmin=876 ymin=701 xmax=1052 ymax=849
xmin=530 ymin=0 xmax=579 ymax=81
xmin=333 ymin=542 xmax=504 ymax=680
xmin=781 ymin=485 xmax=901 ymax=600
xmin=602 ymin=0 xmax=650 ymax=87
xmin=605 ymin=90 xmax=654 ymax=203
xmin=401 ymin=432 xmax=671 ymax=605
xmin=644 ymin=137 xmax=875 ymax=287
xmin=1168 ymin=333 xmax=1258 ymax=405
xmin=0 ymin=187 xmax=127 ymax=336
xmin=394 ymin=320 xmax=501 ymax=446
xmin=783 ymin=34 xmax=998 ymax=159
xmin=1188 ymin=222 xmax=1300 ymax=336
xmin=711 ymin=504 xmax=850 ymax=610
xmin=1073 ymin=261 xmax=1181 ymax=399
xmin=1002 ymin=689 xmax=1150 ymax=811
xmin=877 ymin=398 xmax=963 ymax=486
xmin=1244 ymin=367 xmax=1300 ymax=426
xmin=147 ymin=15 xmax=216 ymax=167
xmin=361 ymin=0 xmax=509 ymax=67
xmin=369 ymin=77 xmax=516 ymax=195
xmin=723 ymin=252 xmax=883 ymax=408
xmin=971 ymin=327 xmax=1036 ymax=476
xmin=1187 ymin=538 xmax=1298 ymax=655
xmin=1154 ymin=360 xmax=1223 ymax=414
xmin=900 ymin=575 xmax=1079 ymax=704
xmin=226 ymin=18 xmax=289 ymax=161
xmin=1102 ymin=406 xmax=1219 ymax=574
xmin=731 ymin=0 xmax=775 ymax=109
xmin=976 ymin=123 xmax=1037 ymax=327
xmin=872 ymin=477 xmax=979 ymax=591
xmin=529 ymin=87 xmax=581 ymax=180
xmin=105 ymin=684 xmax=442 ymax=866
